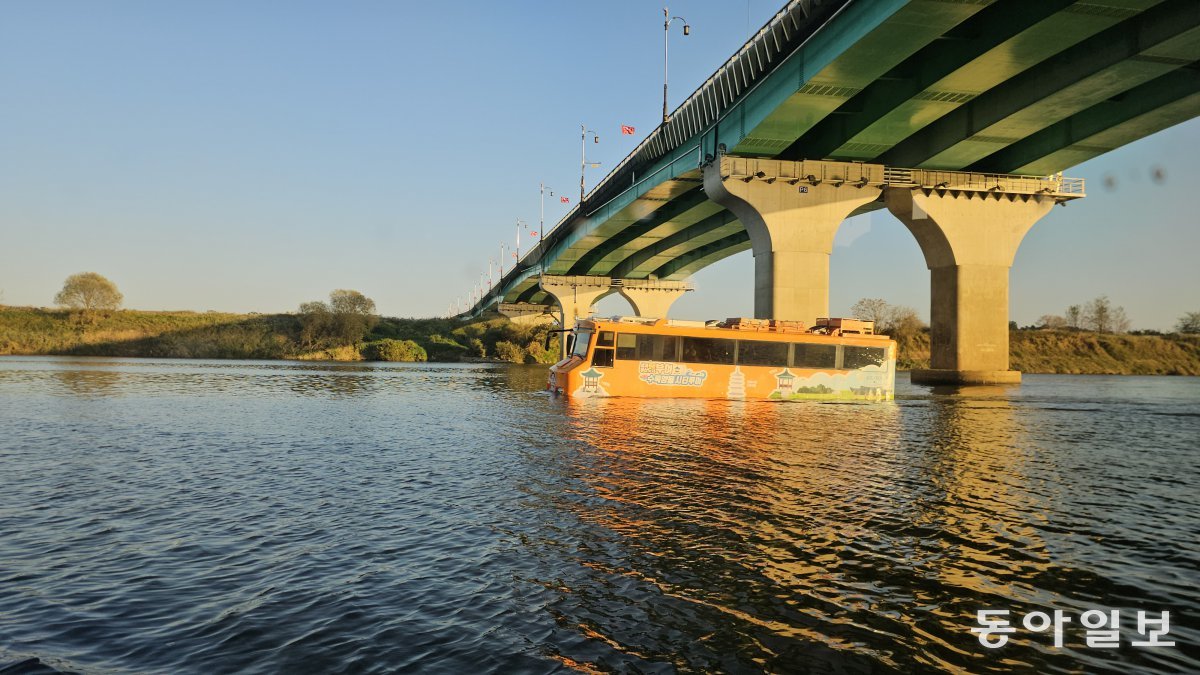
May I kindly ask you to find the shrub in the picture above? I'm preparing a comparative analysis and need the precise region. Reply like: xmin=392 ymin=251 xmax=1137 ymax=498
xmin=363 ymin=339 xmax=426 ymax=362
xmin=468 ymin=338 xmax=486 ymax=358
xmin=494 ymin=340 xmax=524 ymax=363
xmin=424 ymin=334 xmax=468 ymax=361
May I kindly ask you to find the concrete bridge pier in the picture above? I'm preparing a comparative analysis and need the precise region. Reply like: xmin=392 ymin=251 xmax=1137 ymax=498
xmin=703 ymin=157 xmax=883 ymax=324
xmin=617 ymin=284 xmax=688 ymax=319
xmin=885 ymin=188 xmax=1056 ymax=385
xmin=538 ymin=276 xmax=612 ymax=334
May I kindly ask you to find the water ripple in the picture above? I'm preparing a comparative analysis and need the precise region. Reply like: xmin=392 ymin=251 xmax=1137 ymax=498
xmin=0 ymin=357 xmax=1197 ymax=673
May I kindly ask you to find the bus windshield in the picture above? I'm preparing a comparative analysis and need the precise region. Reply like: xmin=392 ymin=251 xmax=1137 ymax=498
xmin=571 ymin=330 xmax=592 ymax=358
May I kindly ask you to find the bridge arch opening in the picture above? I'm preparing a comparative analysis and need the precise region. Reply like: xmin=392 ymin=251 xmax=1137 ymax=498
xmin=591 ymin=290 xmax=635 ymax=318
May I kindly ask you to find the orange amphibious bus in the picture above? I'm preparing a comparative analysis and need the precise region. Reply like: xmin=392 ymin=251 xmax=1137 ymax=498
xmin=548 ymin=317 xmax=896 ymax=401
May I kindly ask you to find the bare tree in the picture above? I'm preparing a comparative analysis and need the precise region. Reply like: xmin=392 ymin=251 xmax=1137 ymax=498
xmin=54 ymin=272 xmax=123 ymax=317
xmin=1111 ymin=306 xmax=1131 ymax=334
xmin=1082 ymin=296 xmax=1130 ymax=334
xmin=850 ymin=298 xmax=891 ymax=324
xmin=1065 ymin=305 xmax=1082 ymax=330
xmin=1176 ymin=311 xmax=1200 ymax=334
xmin=850 ymin=298 xmax=925 ymax=339
xmin=885 ymin=305 xmax=925 ymax=341
xmin=1038 ymin=314 xmax=1067 ymax=329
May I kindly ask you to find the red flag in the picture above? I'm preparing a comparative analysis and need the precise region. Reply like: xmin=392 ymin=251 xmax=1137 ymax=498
xmin=529 ymin=231 xmax=539 ymax=238
xmin=621 ymin=125 xmax=635 ymax=135
xmin=560 ymin=196 xmax=569 ymax=203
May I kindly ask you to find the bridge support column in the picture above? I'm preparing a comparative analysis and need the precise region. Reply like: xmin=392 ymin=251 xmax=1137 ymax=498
xmin=616 ymin=287 xmax=686 ymax=319
xmin=539 ymin=276 xmax=612 ymax=357
xmin=885 ymin=188 xmax=1056 ymax=385
xmin=703 ymin=156 xmax=884 ymax=323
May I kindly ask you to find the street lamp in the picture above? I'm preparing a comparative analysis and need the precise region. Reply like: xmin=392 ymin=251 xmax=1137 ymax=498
xmin=580 ymin=124 xmax=600 ymax=204
xmin=515 ymin=218 xmax=527 ymax=260
xmin=663 ymin=6 xmax=690 ymax=123
xmin=539 ymin=182 xmax=556 ymax=242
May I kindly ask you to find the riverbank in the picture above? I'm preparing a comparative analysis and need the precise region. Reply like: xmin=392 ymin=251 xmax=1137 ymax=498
xmin=0 ymin=306 xmax=558 ymax=364
xmin=895 ymin=330 xmax=1200 ymax=375
xmin=2 ymin=306 xmax=1198 ymax=374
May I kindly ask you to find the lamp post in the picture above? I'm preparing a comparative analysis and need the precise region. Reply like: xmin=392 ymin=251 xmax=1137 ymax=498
xmin=580 ymin=124 xmax=599 ymax=204
xmin=663 ymin=6 xmax=690 ymax=123
xmin=539 ymin=182 xmax=555 ymax=242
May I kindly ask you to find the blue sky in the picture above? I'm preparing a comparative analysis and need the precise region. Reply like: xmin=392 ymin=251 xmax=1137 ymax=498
xmin=2 ymin=1 xmax=1197 ymax=330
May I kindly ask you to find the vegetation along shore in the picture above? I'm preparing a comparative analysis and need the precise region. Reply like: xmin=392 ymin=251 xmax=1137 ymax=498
xmin=4 ymin=272 xmax=1196 ymax=373
xmin=2 ymin=305 xmax=1199 ymax=375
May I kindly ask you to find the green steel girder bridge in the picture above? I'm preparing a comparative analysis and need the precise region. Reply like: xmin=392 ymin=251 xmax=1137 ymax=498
xmin=467 ymin=0 xmax=1200 ymax=383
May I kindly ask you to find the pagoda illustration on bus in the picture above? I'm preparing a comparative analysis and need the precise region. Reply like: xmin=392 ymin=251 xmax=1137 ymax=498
xmin=548 ymin=316 xmax=895 ymax=401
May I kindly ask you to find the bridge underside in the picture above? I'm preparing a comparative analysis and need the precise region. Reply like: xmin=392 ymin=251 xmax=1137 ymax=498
xmin=473 ymin=0 xmax=1198 ymax=383
xmin=488 ymin=0 xmax=1200 ymax=311
xmin=507 ymin=169 xmax=754 ymax=306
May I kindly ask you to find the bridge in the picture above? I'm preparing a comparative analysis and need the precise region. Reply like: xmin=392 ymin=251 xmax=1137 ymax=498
xmin=467 ymin=0 xmax=1200 ymax=384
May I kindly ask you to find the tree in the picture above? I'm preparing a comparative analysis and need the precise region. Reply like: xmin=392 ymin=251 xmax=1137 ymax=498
xmin=1065 ymin=305 xmax=1082 ymax=330
xmin=54 ymin=272 xmax=123 ymax=315
xmin=884 ymin=305 xmax=925 ymax=341
xmin=328 ymin=289 xmax=377 ymax=344
xmin=1082 ymin=295 xmax=1130 ymax=334
xmin=1176 ymin=311 xmax=1200 ymax=334
xmin=850 ymin=298 xmax=890 ymax=324
xmin=297 ymin=301 xmax=333 ymax=348
xmin=1038 ymin=314 xmax=1067 ymax=329
xmin=850 ymin=297 xmax=925 ymax=340
xmin=297 ymin=289 xmax=378 ymax=347
xmin=1111 ymin=306 xmax=1131 ymax=334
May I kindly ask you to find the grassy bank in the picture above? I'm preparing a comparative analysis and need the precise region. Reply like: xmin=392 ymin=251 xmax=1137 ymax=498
xmin=2 ymin=306 xmax=1198 ymax=374
xmin=895 ymin=330 xmax=1200 ymax=375
xmin=0 ymin=307 xmax=559 ymax=364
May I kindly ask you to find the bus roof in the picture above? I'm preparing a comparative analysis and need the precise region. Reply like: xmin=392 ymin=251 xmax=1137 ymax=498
xmin=576 ymin=316 xmax=894 ymax=344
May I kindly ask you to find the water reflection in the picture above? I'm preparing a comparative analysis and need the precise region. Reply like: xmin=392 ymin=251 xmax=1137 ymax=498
xmin=521 ymin=389 xmax=1159 ymax=673
xmin=51 ymin=366 xmax=125 ymax=398
xmin=1 ymin=359 xmax=1196 ymax=674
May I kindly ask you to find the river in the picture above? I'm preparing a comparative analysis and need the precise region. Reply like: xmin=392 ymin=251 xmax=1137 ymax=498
xmin=0 ymin=356 xmax=1196 ymax=674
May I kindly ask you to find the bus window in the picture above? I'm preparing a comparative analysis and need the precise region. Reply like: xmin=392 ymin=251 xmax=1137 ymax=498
xmin=571 ymin=330 xmax=592 ymax=358
xmin=593 ymin=331 xmax=616 ymax=368
xmin=681 ymin=337 xmax=735 ymax=365
xmin=636 ymin=334 xmax=680 ymax=361
xmin=793 ymin=343 xmax=837 ymax=369
xmin=843 ymin=345 xmax=886 ymax=369
xmin=615 ymin=333 xmax=638 ymax=360
xmin=593 ymin=348 xmax=614 ymax=368
xmin=737 ymin=340 xmax=788 ymax=366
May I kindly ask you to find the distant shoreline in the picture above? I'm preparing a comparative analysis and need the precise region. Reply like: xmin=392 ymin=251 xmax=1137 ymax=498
xmin=2 ymin=306 xmax=1198 ymax=375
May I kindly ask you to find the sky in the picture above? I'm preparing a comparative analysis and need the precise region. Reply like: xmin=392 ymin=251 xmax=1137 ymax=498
xmin=2 ymin=1 xmax=1198 ymax=331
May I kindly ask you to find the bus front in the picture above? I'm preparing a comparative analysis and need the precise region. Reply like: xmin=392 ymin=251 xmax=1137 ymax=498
xmin=547 ymin=321 xmax=595 ymax=395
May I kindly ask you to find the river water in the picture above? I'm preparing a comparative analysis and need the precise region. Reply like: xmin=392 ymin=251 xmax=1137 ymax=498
xmin=0 ymin=356 xmax=1196 ymax=674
